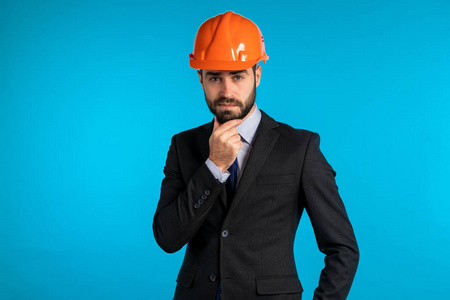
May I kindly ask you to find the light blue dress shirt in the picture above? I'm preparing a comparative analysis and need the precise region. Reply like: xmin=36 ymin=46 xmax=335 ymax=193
xmin=205 ymin=105 xmax=262 ymax=187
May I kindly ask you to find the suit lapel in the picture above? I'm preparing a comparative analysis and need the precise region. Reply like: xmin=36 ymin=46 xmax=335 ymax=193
xmin=228 ymin=111 xmax=279 ymax=213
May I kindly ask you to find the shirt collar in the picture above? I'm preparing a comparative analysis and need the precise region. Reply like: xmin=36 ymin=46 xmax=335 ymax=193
xmin=237 ymin=104 xmax=261 ymax=145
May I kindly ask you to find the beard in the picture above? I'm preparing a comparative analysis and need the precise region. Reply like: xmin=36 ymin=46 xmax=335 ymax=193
xmin=205 ymin=84 xmax=256 ymax=124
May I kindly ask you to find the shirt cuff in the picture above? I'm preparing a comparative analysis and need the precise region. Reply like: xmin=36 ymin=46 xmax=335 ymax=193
xmin=205 ymin=158 xmax=230 ymax=183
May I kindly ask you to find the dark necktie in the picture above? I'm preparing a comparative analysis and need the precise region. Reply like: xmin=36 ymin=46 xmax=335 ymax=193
xmin=226 ymin=159 xmax=238 ymax=205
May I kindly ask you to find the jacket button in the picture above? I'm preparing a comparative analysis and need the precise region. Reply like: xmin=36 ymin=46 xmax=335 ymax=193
xmin=201 ymin=194 xmax=207 ymax=200
xmin=198 ymin=199 xmax=204 ymax=204
xmin=209 ymin=274 xmax=216 ymax=282
xmin=221 ymin=230 xmax=229 ymax=238
xmin=204 ymin=190 xmax=210 ymax=195
xmin=194 ymin=203 xmax=200 ymax=209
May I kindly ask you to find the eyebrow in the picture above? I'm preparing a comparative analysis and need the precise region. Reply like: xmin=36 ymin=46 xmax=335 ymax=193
xmin=230 ymin=70 xmax=248 ymax=75
xmin=205 ymin=71 xmax=221 ymax=77
xmin=205 ymin=69 xmax=248 ymax=77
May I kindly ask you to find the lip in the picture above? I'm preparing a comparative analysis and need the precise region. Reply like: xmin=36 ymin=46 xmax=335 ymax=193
xmin=219 ymin=104 xmax=237 ymax=108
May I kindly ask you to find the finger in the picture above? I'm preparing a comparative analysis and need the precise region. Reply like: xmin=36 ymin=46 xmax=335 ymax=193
xmin=215 ymin=118 xmax=242 ymax=134
xmin=230 ymin=141 xmax=243 ymax=158
xmin=228 ymin=134 xmax=242 ymax=144
xmin=236 ymin=140 xmax=243 ymax=151
xmin=223 ymin=118 xmax=243 ymax=129
xmin=218 ymin=127 xmax=240 ymax=142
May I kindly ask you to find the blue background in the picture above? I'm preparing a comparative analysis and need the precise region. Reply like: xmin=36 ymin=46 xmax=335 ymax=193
xmin=1 ymin=0 xmax=449 ymax=299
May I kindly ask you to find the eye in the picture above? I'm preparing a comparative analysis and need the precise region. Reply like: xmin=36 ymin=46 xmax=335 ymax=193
xmin=234 ymin=75 xmax=243 ymax=80
xmin=209 ymin=77 xmax=220 ymax=82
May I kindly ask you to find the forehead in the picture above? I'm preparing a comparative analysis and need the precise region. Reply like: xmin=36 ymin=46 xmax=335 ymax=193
xmin=202 ymin=68 xmax=252 ymax=77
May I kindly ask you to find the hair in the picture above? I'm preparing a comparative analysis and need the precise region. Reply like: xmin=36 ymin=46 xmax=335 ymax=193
xmin=251 ymin=62 xmax=259 ymax=74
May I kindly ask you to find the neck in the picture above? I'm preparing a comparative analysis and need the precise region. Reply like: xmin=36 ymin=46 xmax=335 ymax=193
xmin=241 ymin=104 xmax=256 ymax=122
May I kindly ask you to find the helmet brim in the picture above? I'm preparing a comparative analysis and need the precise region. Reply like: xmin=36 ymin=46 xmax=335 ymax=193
xmin=189 ymin=56 xmax=268 ymax=71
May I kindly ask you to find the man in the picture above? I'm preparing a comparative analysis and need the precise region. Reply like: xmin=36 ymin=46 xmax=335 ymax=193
xmin=153 ymin=11 xmax=359 ymax=300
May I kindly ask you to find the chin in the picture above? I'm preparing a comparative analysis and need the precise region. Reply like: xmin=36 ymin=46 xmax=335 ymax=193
xmin=216 ymin=113 xmax=241 ymax=124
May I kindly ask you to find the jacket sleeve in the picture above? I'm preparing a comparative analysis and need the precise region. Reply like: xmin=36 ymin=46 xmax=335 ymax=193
xmin=153 ymin=134 xmax=224 ymax=253
xmin=301 ymin=133 xmax=359 ymax=300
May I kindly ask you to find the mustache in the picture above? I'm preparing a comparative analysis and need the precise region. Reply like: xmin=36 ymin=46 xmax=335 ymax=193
xmin=213 ymin=97 xmax=243 ymax=107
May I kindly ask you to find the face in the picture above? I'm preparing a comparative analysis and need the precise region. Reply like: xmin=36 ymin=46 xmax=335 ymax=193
xmin=198 ymin=66 xmax=261 ymax=124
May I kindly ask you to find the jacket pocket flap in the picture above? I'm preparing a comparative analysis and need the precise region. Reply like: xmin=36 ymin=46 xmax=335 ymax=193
xmin=256 ymin=276 xmax=303 ymax=295
xmin=176 ymin=267 xmax=195 ymax=288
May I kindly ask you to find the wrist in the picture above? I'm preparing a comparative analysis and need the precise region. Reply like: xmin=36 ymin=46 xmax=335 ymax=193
xmin=208 ymin=157 xmax=227 ymax=173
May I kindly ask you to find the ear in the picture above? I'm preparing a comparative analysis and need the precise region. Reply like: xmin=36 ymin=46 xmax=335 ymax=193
xmin=197 ymin=70 xmax=204 ymax=89
xmin=255 ymin=65 xmax=261 ymax=88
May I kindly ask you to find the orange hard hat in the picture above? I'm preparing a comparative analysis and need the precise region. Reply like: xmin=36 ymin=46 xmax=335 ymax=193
xmin=189 ymin=11 xmax=269 ymax=70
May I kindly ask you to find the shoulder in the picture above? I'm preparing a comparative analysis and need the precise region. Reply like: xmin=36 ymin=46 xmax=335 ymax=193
xmin=275 ymin=121 xmax=320 ymax=151
xmin=276 ymin=121 xmax=315 ymax=138
xmin=256 ymin=111 xmax=321 ymax=155
xmin=176 ymin=122 xmax=211 ymax=136
xmin=170 ymin=121 xmax=212 ymax=146
xmin=261 ymin=111 xmax=317 ymax=142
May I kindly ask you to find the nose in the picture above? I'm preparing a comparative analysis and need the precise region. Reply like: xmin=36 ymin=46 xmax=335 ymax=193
xmin=220 ymin=77 xmax=234 ymax=98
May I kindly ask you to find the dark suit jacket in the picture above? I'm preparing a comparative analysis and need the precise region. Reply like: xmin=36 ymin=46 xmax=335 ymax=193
xmin=153 ymin=111 xmax=359 ymax=300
